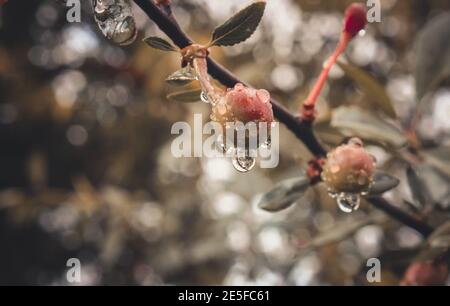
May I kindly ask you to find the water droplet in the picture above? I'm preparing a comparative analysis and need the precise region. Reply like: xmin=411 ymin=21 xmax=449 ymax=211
xmin=232 ymin=151 xmax=256 ymax=173
xmin=327 ymin=189 xmax=338 ymax=199
xmin=234 ymin=83 xmax=245 ymax=91
xmin=93 ymin=0 xmax=137 ymax=46
xmin=360 ymin=190 xmax=370 ymax=197
xmin=357 ymin=174 xmax=368 ymax=186
xmin=330 ymin=165 xmax=340 ymax=174
xmin=256 ymin=89 xmax=271 ymax=104
xmin=336 ymin=193 xmax=361 ymax=213
xmin=260 ymin=138 xmax=271 ymax=150
xmin=166 ymin=67 xmax=198 ymax=86
xmin=200 ymin=91 xmax=209 ymax=103
xmin=348 ymin=137 xmax=363 ymax=147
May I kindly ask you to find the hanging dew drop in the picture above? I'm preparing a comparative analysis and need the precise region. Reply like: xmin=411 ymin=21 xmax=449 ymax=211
xmin=336 ymin=193 xmax=361 ymax=213
xmin=232 ymin=151 xmax=256 ymax=173
xmin=360 ymin=183 xmax=373 ymax=196
xmin=200 ymin=91 xmax=209 ymax=103
xmin=166 ymin=67 xmax=198 ymax=86
xmin=92 ymin=0 xmax=137 ymax=46
xmin=113 ymin=16 xmax=137 ymax=45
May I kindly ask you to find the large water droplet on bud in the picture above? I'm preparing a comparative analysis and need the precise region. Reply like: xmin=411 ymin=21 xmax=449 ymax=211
xmin=92 ymin=0 xmax=137 ymax=46
xmin=232 ymin=150 xmax=256 ymax=173
xmin=336 ymin=192 xmax=361 ymax=213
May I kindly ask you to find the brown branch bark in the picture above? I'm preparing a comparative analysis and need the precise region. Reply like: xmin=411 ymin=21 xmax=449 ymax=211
xmin=132 ymin=0 xmax=434 ymax=237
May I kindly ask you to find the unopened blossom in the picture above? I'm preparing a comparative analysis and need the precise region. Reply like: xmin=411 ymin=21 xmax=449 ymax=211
xmin=402 ymin=261 xmax=449 ymax=286
xmin=343 ymin=3 xmax=367 ymax=37
xmin=211 ymin=83 xmax=273 ymax=126
xmin=322 ymin=138 xmax=376 ymax=194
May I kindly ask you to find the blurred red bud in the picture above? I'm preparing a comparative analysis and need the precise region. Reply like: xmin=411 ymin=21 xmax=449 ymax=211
xmin=402 ymin=261 xmax=449 ymax=286
xmin=344 ymin=3 xmax=367 ymax=37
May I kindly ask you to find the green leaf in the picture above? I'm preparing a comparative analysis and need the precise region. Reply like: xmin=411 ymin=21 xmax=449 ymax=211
xmin=423 ymin=146 xmax=450 ymax=178
xmin=209 ymin=1 xmax=266 ymax=47
xmin=314 ymin=122 xmax=346 ymax=147
xmin=166 ymin=88 xmax=202 ymax=103
xmin=368 ymin=172 xmax=400 ymax=196
xmin=143 ymin=36 xmax=177 ymax=52
xmin=302 ymin=212 xmax=386 ymax=251
xmin=414 ymin=221 xmax=450 ymax=262
xmin=415 ymin=13 xmax=450 ymax=100
xmin=331 ymin=106 xmax=407 ymax=148
xmin=428 ymin=221 xmax=450 ymax=249
xmin=337 ymin=61 xmax=397 ymax=119
xmin=257 ymin=174 xmax=310 ymax=212
xmin=406 ymin=165 xmax=432 ymax=209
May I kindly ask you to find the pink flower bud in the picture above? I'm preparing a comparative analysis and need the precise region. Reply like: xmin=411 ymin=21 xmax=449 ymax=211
xmin=402 ymin=262 xmax=449 ymax=286
xmin=322 ymin=138 xmax=376 ymax=193
xmin=212 ymin=83 xmax=274 ymax=125
xmin=344 ymin=3 xmax=367 ymax=37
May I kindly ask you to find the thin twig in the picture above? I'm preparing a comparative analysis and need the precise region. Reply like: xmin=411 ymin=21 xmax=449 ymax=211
xmin=132 ymin=0 xmax=434 ymax=237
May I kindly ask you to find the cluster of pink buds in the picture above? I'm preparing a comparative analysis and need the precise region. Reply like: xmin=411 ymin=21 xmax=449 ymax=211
xmin=321 ymin=138 xmax=376 ymax=212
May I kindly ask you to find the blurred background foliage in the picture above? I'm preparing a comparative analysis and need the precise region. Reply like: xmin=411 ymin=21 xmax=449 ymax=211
xmin=0 ymin=0 xmax=450 ymax=285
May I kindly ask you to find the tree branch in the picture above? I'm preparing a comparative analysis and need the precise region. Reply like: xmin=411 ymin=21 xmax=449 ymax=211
xmin=368 ymin=197 xmax=433 ymax=236
xmin=132 ymin=0 xmax=433 ymax=237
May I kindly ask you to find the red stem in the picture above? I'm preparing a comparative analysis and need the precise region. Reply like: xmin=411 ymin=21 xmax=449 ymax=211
xmin=301 ymin=32 xmax=350 ymax=120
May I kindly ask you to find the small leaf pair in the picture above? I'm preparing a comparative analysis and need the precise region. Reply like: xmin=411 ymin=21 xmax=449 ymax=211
xmin=144 ymin=1 xmax=266 ymax=52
